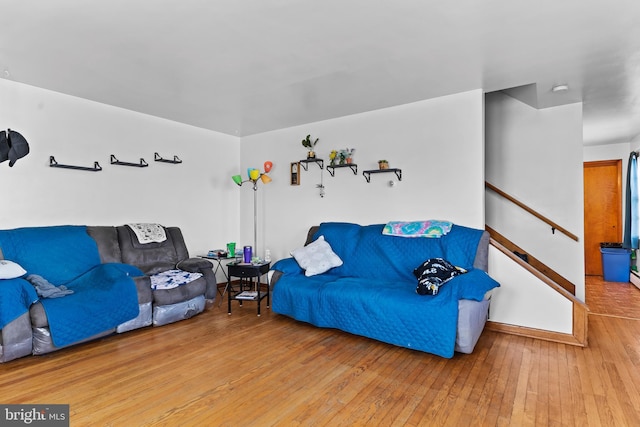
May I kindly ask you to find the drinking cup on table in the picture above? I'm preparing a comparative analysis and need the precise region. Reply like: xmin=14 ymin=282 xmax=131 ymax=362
xmin=226 ymin=242 xmax=236 ymax=258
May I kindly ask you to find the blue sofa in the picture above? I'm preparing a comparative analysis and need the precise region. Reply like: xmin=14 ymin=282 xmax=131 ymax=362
xmin=270 ymin=222 xmax=500 ymax=358
xmin=0 ymin=225 xmax=216 ymax=362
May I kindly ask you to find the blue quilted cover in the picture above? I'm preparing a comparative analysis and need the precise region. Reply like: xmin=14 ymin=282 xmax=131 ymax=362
xmin=0 ymin=278 xmax=38 ymax=329
xmin=39 ymin=263 xmax=141 ymax=347
xmin=0 ymin=226 xmax=142 ymax=347
xmin=272 ymin=222 xmax=500 ymax=358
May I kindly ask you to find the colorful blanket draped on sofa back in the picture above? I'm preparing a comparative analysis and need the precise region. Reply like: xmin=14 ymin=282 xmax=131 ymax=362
xmin=312 ymin=222 xmax=484 ymax=281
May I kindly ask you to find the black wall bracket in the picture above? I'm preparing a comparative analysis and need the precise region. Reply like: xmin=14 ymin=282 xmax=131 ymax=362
xmin=363 ymin=168 xmax=402 ymax=183
xmin=327 ymin=164 xmax=358 ymax=176
xmin=110 ymin=155 xmax=148 ymax=167
xmin=154 ymin=152 xmax=182 ymax=164
xmin=49 ymin=156 xmax=102 ymax=172
xmin=299 ymin=158 xmax=324 ymax=170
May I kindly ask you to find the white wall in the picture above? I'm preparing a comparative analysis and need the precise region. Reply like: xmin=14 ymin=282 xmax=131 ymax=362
xmin=0 ymin=79 xmax=241 ymax=257
xmin=584 ymin=142 xmax=631 ymax=164
xmin=485 ymin=91 xmax=585 ymax=301
xmin=488 ymin=246 xmax=573 ymax=333
xmin=239 ymin=90 xmax=486 ymax=260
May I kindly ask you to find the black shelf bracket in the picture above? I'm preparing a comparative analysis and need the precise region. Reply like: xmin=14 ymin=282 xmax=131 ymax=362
xmin=154 ymin=152 xmax=182 ymax=164
xmin=363 ymin=168 xmax=402 ymax=183
xmin=327 ymin=163 xmax=358 ymax=176
xmin=110 ymin=155 xmax=148 ymax=167
xmin=49 ymin=156 xmax=102 ymax=172
xmin=299 ymin=158 xmax=324 ymax=170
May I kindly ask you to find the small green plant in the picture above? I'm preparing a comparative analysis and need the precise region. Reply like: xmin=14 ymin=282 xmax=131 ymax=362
xmin=301 ymin=134 xmax=319 ymax=150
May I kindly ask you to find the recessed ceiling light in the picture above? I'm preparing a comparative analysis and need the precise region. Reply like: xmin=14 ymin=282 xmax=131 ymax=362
xmin=552 ymin=84 xmax=569 ymax=93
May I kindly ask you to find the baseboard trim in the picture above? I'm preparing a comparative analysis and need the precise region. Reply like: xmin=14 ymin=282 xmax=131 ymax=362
xmin=630 ymin=270 xmax=640 ymax=290
xmin=485 ymin=320 xmax=587 ymax=347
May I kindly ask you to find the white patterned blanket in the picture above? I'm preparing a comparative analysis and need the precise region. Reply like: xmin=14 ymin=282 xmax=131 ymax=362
xmin=126 ymin=223 xmax=167 ymax=244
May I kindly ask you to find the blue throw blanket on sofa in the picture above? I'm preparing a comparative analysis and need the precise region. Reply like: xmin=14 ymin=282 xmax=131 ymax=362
xmin=272 ymin=222 xmax=500 ymax=358
xmin=39 ymin=263 xmax=141 ymax=347
xmin=0 ymin=226 xmax=142 ymax=347
xmin=0 ymin=278 xmax=39 ymax=329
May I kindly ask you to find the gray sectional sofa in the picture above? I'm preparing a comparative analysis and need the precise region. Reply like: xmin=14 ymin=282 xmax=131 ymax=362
xmin=0 ymin=224 xmax=216 ymax=362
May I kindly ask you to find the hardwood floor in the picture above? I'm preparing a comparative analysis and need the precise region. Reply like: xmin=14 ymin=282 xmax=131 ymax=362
xmin=2 ymin=278 xmax=640 ymax=426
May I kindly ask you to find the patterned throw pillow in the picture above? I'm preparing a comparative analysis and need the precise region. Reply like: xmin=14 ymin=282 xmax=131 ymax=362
xmin=291 ymin=235 xmax=343 ymax=277
xmin=413 ymin=258 xmax=467 ymax=295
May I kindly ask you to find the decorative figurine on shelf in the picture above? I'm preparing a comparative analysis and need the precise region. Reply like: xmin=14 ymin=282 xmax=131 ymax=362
xmin=301 ymin=134 xmax=319 ymax=159
xmin=338 ymin=150 xmax=347 ymax=165
xmin=345 ymin=148 xmax=355 ymax=164
xmin=378 ymin=160 xmax=389 ymax=170
xmin=329 ymin=150 xmax=338 ymax=166
xmin=337 ymin=148 xmax=355 ymax=165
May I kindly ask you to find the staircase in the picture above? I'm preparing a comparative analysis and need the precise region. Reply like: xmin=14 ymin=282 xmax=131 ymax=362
xmin=485 ymin=182 xmax=589 ymax=347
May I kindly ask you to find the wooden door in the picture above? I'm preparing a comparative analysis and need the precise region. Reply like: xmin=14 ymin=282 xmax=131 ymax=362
xmin=584 ymin=160 xmax=622 ymax=275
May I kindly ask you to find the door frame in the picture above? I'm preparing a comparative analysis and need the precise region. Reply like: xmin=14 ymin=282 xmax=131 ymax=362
xmin=583 ymin=159 xmax=623 ymax=276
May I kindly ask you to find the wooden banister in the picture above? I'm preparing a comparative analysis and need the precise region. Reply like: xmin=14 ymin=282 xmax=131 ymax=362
xmin=486 ymin=226 xmax=575 ymax=295
xmin=485 ymin=181 xmax=579 ymax=241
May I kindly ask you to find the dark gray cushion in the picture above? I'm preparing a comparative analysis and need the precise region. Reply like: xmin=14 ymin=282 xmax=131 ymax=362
xmin=133 ymin=276 xmax=153 ymax=304
xmin=29 ymin=302 xmax=48 ymax=328
xmin=116 ymin=226 xmax=181 ymax=275
xmin=87 ymin=226 xmax=122 ymax=263
xmin=0 ymin=312 xmax=33 ymax=362
xmin=473 ymin=231 xmax=490 ymax=272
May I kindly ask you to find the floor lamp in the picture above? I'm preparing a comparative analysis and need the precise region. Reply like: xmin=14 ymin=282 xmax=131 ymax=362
xmin=232 ymin=161 xmax=272 ymax=260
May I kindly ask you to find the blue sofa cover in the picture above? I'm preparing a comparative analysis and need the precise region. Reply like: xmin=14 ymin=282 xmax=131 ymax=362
xmin=271 ymin=222 xmax=500 ymax=358
xmin=0 ymin=226 xmax=141 ymax=347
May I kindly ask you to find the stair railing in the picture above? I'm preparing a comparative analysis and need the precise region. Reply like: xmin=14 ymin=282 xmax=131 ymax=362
xmin=485 ymin=181 xmax=579 ymax=241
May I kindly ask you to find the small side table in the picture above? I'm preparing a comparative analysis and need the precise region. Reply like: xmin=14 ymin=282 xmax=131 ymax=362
xmin=198 ymin=255 xmax=238 ymax=305
xmin=227 ymin=261 xmax=271 ymax=316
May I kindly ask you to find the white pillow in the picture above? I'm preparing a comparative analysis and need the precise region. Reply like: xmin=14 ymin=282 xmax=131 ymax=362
xmin=0 ymin=260 xmax=27 ymax=279
xmin=291 ymin=235 xmax=343 ymax=277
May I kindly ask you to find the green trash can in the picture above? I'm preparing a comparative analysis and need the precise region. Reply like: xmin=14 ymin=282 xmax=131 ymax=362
xmin=600 ymin=243 xmax=631 ymax=282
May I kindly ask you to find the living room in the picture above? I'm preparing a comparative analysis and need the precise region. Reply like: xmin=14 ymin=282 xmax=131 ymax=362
xmin=2 ymin=1 xmax=640 ymax=425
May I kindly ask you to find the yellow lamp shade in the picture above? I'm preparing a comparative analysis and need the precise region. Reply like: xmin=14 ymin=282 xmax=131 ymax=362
xmin=232 ymin=175 xmax=243 ymax=185
xmin=249 ymin=169 xmax=260 ymax=181
xmin=260 ymin=174 xmax=272 ymax=184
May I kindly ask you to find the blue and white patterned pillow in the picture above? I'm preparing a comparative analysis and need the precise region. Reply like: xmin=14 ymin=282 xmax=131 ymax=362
xmin=150 ymin=269 xmax=202 ymax=290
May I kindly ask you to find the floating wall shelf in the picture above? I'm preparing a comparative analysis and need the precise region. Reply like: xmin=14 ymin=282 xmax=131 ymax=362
xmin=154 ymin=152 xmax=182 ymax=164
xmin=49 ymin=156 xmax=102 ymax=172
xmin=110 ymin=155 xmax=148 ymax=167
xmin=299 ymin=158 xmax=324 ymax=170
xmin=327 ymin=164 xmax=357 ymax=176
xmin=362 ymin=168 xmax=402 ymax=183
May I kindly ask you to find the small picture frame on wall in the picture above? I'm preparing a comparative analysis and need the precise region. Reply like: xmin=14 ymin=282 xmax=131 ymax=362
xmin=290 ymin=162 xmax=300 ymax=186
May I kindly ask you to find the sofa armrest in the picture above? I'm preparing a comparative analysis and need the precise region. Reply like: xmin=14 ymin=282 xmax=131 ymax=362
xmin=176 ymin=258 xmax=218 ymax=301
xmin=176 ymin=258 xmax=212 ymax=273
xmin=270 ymin=270 xmax=283 ymax=289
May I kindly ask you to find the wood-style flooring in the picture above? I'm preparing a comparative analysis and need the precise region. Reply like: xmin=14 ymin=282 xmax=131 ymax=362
xmin=1 ymin=276 xmax=639 ymax=426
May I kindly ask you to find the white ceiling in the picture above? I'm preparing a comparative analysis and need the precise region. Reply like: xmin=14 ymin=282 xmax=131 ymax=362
xmin=1 ymin=1 xmax=639 ymax=145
